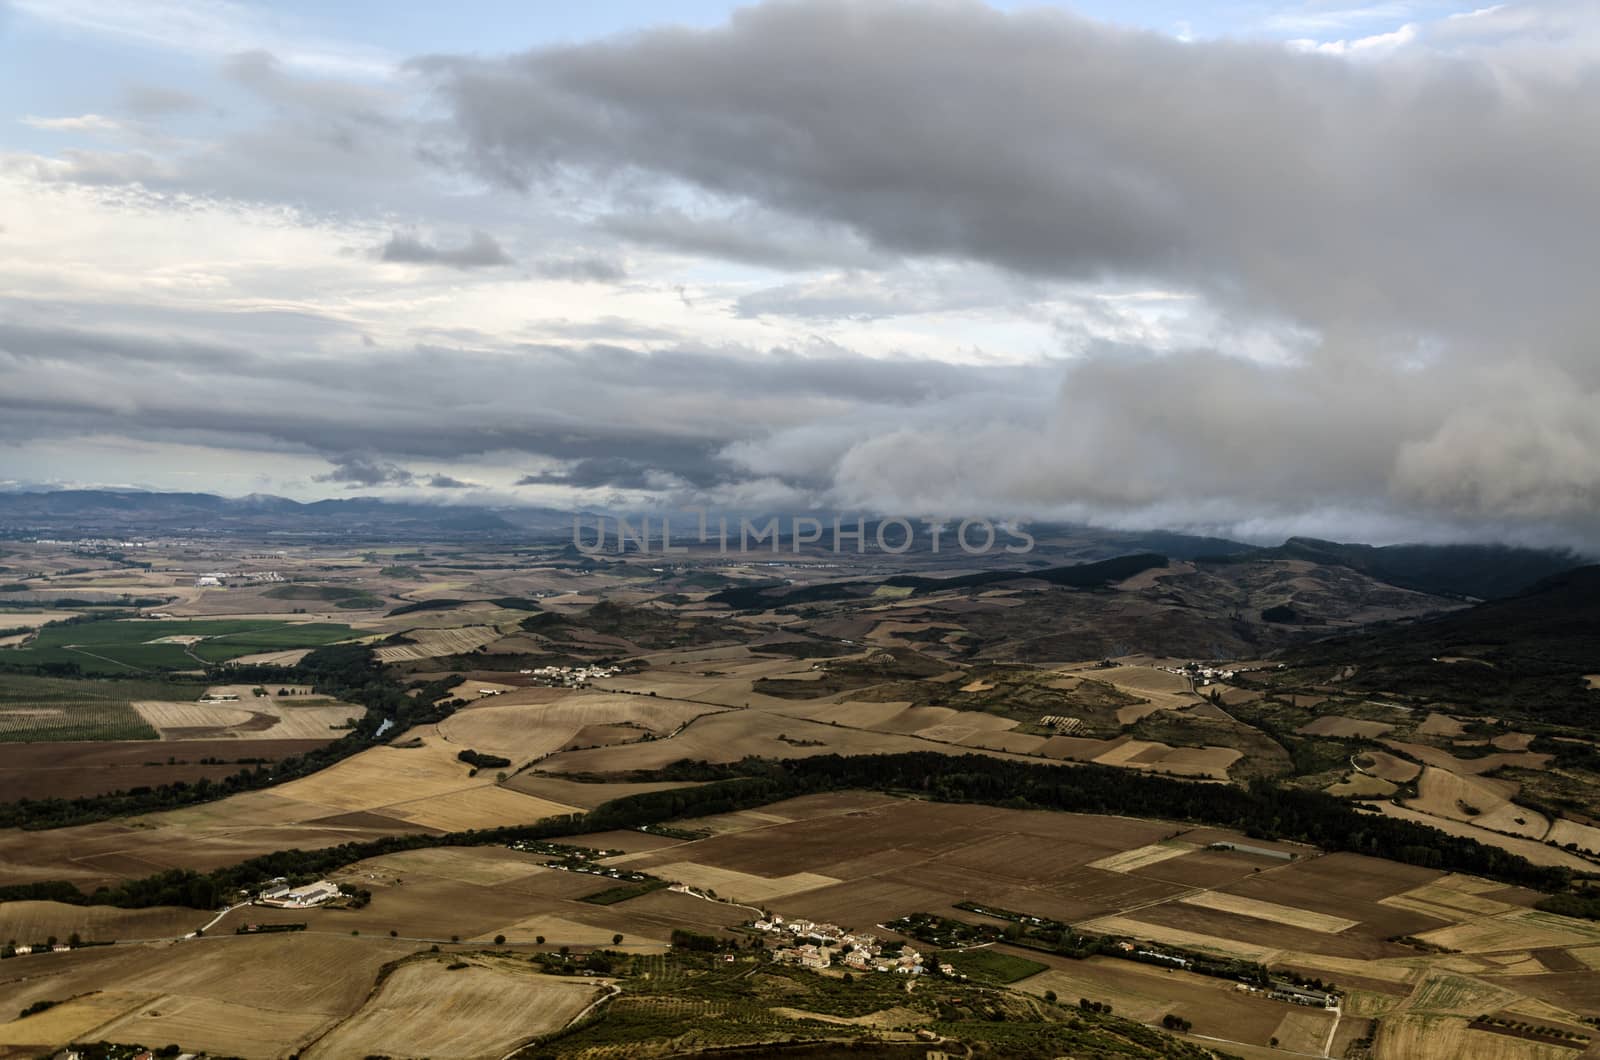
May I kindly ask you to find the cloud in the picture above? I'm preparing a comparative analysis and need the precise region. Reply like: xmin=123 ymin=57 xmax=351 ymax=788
xmin=122 ymin=83 xmax=205 ymax=117
xmin=314 ymin=455 xmax=416 ymax=488
xmin=5 ymin=1 xmax=1600 ymax=550
xmin=375 ymin=230 xmax=513 ymax=269
xmin=424 ymin=1 xmax=1600 ymax=351
xmin=11 ymin=0 xmax=395 ymax=76
xmin=532 ymin=255 xmax=626 ymax=283
xmin=20 ymin=114 xmax=126 ymax=134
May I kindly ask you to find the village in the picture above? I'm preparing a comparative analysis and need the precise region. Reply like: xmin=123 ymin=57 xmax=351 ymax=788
xmin=517 ymin=663 xmax=621 ymax=688
xmin=751 ymin=914 xmax=957 ymax=978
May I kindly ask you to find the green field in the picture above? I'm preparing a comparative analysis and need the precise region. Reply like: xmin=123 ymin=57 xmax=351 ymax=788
xmin=0 ymin=619 xmax=356 ymax=675
xmin=938 ymin=947 xmax=1050 ymax=984
xmin=0 ymin=673 xmax=208 ymax=742
xmin=263 ymin=584 xmax=384 ymax=609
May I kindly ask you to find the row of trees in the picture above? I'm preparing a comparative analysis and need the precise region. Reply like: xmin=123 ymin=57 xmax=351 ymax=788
xmin=5 ymin=749 xmax=1583 ymax=911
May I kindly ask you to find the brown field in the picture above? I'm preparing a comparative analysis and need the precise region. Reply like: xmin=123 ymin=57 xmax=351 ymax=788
xmin=1585 ymin=675 xmax=1599 ymax=690
xmin=0 ymin=932 xmax=420 ymax=1058
xmin=1377 ymin=1013 xmax=1577 ymax=1060
xmin=1407 ymin=766 xmax=1550 ymax=839
xmin=1268 ymin=1008 xmax=1336 ymax=1054
xmin=538 ymin=708 xmax=1012 ymax=775
xmin=1087 ymin=841 xmax=1197 ymax=874
xmin=1545 ymin=819 xmax=1600 ymax=856
xmin=1418 ymin=712 xmax=1470 ymax=737
xmin=1382 ymin=875 xmax=1524 ymax=922
xmin=1178 ymin=890 xmax=1360 ymax=933
xmin=0 ymin=725 xmax=590 ymax=890
xmin=1356 ymin=750 xmax=1422 ymax=783
xmin=647 ymin=862 xmax=842 ymax=902
xmin=134 ymin=686 xmax=358 ymax=740
xmin=0 ymin=900 xmax=200 ymax=943
xmin=1382 ymin=739 xmax=1551 ymax=776
xmin=1011 ymin=951 xmax=1298 ymax=1048
xmin=0 ymin=991 xmax=157 ymax=1050
xmin=1419 ymin=909 xmax=1600 ymax=954
xmin=373 ymin=624 xmax=506 ymax=661
xmin=1298 ymin=715 xmax=1394 ymax=739
xmin=437 ymin=691 xmax=729 ymax=763
xmin=1362 ymin=801 xmax=1595 ymax=872
xmin=305 ymin=956 xmax=601 ymax=1059
xmin=1328 ymin=771 xmax=1399 ymax=797
xmin=0 ymin=738 xmax=329 ymax=802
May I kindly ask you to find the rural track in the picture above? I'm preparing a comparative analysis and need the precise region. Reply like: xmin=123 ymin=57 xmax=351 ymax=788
xmin=62 ymin=644 xmax=148 ymax=673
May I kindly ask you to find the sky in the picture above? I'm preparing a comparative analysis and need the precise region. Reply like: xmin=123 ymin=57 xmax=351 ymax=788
xmin=1 ymin=0 xmax=1597 ymax=549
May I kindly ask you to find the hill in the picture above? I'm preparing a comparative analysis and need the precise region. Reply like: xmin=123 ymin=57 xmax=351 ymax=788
xmin=1280 ymin=565 xmax=1600 ymax=724
xmin=1245 ymin=537 xmax=1582 ymax=600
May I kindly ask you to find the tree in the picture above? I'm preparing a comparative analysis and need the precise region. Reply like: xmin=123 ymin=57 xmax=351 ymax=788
xmin=1044 ymin=990 xmax=1057 ymax=1003
xmin=495 ymin=934 xmax=506 ymax=946
xmin=612 ymin=933 xmax=624 ymax=945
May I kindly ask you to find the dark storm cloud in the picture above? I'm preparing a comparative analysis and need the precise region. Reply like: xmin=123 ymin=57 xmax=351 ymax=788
xmin=517 ymin=458 xmax=675 ymax=491
xmin=376 ymin=230 xmax=513 ymax=268
xmin=426 ymin=473 xmax=477 ymax=489
xmin=423 ymin=1 xmax=1599 ymax=347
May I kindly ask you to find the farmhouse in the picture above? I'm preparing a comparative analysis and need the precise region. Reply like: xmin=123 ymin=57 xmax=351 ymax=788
xmin=1267 ymin=980 xmax=1337 ymax=1008
xmin=257 ymin=879 xmax=340 ymax=908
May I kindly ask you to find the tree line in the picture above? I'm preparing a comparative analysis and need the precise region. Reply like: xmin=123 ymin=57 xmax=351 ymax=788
xmin=2 ymin=750 xmax=1584 ymax=911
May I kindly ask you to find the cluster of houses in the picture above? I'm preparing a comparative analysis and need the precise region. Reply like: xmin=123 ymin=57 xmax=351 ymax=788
xmin=255 ymin=879 xmax=340 ymax=908
xmin=193 ymin=570 xmax=286 ymax=587
xmin=518 ymin=664 xmax=620 ymax=688
xmin=752 ymin=916 xmax=954 ymax=977
xmin=1161 ymin=663 xmax=1239 ymax=686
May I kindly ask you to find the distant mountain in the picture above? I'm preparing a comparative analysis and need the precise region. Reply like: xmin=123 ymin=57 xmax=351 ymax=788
xmin=0 ymin=489 xmax=564 ymax=537
xmin=1207 ymin=536 xmax=1581 ymax=600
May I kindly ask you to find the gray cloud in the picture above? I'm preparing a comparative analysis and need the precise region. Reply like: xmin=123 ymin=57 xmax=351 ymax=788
xmin=122 ymin=83 xmax=205 ymax=118
xmin=424 ymin=3 xmax=1600 ymax=352
xmin=376 ymin=230 xmax=513 ymax=268
xmin=532 ymin=255 xmax=625 ymax=283
xmin=426 ymin=473 xmax=477 ymax=489
xmin=314 ymin=455 xmax=417 ymax=487
xmin=600 ymin=207 xmax=883 ymax=271
xmin=7 ymin=2 xmax=1600 ymax=551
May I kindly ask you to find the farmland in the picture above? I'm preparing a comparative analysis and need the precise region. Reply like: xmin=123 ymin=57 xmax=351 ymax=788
xmin=0 ymin=674 xmax=182 ymax=742
xmin=304 ymin=955 xmax=603 ymax=1058
xmin=5 ymin=791 xmax=1595 ymax=1058
xmin=0 ymin=619 xmax=356 ymax=674
xmin=0 ymin=534 xmax=1597 ymax=1058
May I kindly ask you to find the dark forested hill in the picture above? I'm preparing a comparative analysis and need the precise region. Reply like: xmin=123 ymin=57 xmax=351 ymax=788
xmin=1262 ymin=537 xmax=1582 ymax=600
xmin=1281 ymin=565 xmax=1600 ymax=724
